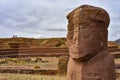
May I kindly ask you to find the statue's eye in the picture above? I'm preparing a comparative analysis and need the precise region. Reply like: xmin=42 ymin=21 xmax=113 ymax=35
xmin=80 ymin=27 xmax=91 ymax=38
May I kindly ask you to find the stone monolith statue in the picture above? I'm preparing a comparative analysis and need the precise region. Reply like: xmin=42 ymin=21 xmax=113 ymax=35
xmin=66 ymin=5 xmax=116 ymax=80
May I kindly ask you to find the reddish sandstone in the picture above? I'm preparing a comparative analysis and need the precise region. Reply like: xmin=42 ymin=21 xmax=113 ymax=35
xmin=66 ymin=5 xmax=116 ymax=80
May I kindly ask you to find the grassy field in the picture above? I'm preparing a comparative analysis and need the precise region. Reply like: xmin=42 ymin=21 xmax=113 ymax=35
xmin=0 ymin=57 xmax=59 ymax=70
xmin=0 ymin=73 xmax=66 ymax=80
xmin=1 ymin=73 xmax=120 ymax=80
xmin=0 ymin=57 xmax=66 ymax=80
xmin=0 ymin=55 xmax=119 ymax=80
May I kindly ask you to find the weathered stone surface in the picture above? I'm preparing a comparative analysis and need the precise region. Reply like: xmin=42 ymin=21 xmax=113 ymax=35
xmin=66 ymin=5 xmax=116 ymax=80
xmin=58 ymin=56 xmax=69 ymax=75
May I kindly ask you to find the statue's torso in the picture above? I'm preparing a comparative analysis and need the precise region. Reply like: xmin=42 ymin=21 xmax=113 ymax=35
xmin=67 ymin=50 xmax=116 ymax=80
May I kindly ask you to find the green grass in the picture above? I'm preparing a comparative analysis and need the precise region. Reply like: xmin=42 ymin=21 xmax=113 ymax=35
xmin=0 ymin=73 xmax=66 ymax=80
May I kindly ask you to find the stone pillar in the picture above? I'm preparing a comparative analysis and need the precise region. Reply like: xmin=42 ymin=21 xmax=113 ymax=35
xmin=66 ymin=5 xmax=116 ymax=80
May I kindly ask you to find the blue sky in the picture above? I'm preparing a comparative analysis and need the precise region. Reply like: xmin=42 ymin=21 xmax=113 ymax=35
xmin=0 ymin=0 xmax=120 ymax=41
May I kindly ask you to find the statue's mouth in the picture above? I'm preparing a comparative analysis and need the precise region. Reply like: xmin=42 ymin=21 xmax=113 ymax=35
xmin=72 ymin=52 xmax=97 ymax=62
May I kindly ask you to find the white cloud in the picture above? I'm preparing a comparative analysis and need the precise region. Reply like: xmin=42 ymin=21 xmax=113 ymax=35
xmin=0 ymin=0 xmax=120 ymax=40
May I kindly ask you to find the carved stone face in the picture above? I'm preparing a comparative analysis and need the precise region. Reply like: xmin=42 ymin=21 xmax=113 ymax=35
xmin=67 ymin=5 xmax=110 ymax=61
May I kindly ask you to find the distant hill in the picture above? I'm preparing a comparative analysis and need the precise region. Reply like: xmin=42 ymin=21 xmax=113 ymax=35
xmin=114 ymin=39 xmax=120 ymax=45
xmin=0 ymin=37 xmax=67 ymax=49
